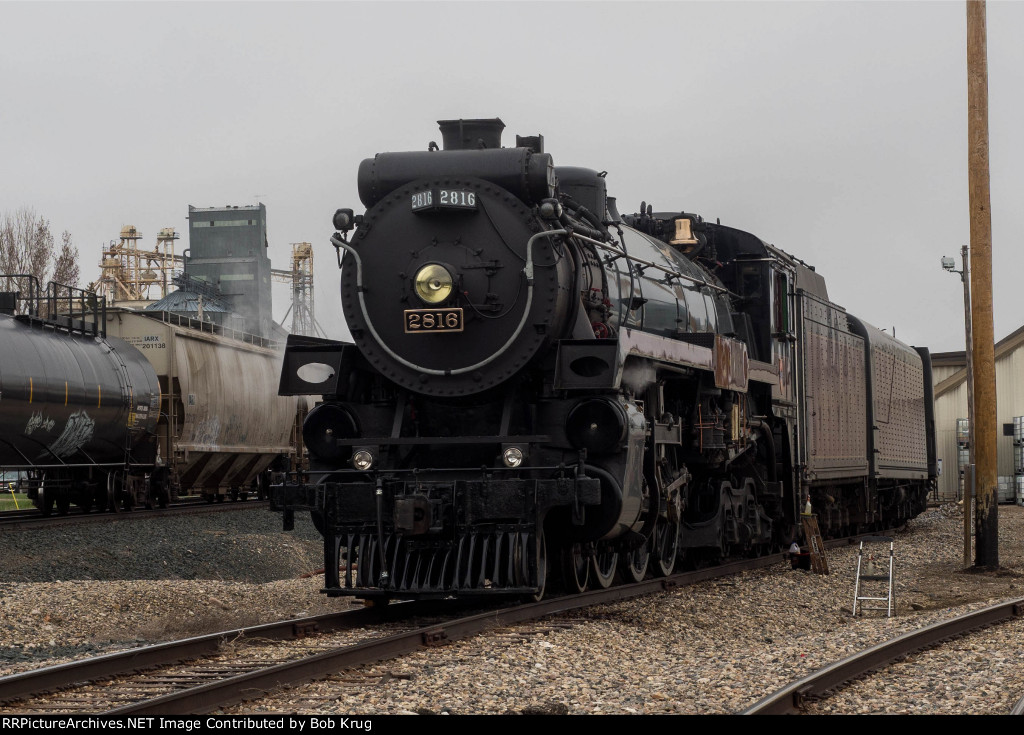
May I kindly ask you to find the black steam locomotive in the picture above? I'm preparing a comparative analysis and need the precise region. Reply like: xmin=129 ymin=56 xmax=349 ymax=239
xmin=273 ymin=118 xmax=935 ymax=600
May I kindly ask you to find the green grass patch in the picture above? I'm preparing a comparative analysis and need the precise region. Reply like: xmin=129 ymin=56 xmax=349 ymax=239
xmin=0 ymin=493 xmax=30 ymax=511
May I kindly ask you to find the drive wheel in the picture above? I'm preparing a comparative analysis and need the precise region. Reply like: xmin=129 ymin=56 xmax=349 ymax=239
xmin=529 ymin=531 xmax=548 ymax=602
xmin=591 ymin=547 xmax=618 ymax=589
xmin=620 ymin=541 xmax=649 ymax=584
xmin=652 ymin=517 xmax=679 ymax=577
xmin=561 ymin=542 xmax=590 ymax=594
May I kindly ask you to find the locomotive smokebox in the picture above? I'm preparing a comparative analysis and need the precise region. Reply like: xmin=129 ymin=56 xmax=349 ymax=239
xmin=438 ymin=118 xmax=505 ymax=150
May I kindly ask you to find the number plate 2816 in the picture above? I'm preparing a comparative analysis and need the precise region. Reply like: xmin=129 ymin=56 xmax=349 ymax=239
xmin=404 ymin=308 xmax=464 ymax=334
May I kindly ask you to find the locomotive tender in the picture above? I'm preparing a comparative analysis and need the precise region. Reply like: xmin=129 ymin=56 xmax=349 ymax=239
xmin=273 ymin=118 xmax=935 ymax=600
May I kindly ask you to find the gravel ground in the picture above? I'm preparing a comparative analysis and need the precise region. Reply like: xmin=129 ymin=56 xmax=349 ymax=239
xmin=0 ymin=507 xmax=355 ymax=673
xmin=2 ymin=502 xmax=1023 ymax=714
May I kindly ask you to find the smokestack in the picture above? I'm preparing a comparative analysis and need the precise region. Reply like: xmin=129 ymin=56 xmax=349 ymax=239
xmin=437 ymin=118 xmax=505 ymax=150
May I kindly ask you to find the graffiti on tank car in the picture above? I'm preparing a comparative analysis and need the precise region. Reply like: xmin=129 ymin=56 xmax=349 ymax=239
xmin=48 ymin=411 xmax=96 ymax=458
xmin=24 ymin=411 xmax=55 ymax=436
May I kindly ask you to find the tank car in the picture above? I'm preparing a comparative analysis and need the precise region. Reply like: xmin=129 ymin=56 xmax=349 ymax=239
xmin=0 ymin=276 xmax=161 ymax=514
xmin=272 ymin=118 xmax=935 ymax=600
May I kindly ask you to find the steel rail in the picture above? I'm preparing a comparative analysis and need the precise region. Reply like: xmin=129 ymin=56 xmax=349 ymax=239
xmin=741 ymin=597 xmax=1024 ymax=714
xmin=103 ymin=554 xmax=793 ymax=715
xmin=0 ymin=603 xmax=436 ymax=705
xmin=0 ymin=499 xmax=267 ymax=530
xmin=1011 ymin=692 xmax=1024 ymax=716
xmin=0 ymin=528 xmax=894 ymax=714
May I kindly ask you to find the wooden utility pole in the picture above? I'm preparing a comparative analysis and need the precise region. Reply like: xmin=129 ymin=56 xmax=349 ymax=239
xmin=961 ymin=245 xmax=973 ymax=568
xmin=966 ymin=0 xmax=998 ymax=568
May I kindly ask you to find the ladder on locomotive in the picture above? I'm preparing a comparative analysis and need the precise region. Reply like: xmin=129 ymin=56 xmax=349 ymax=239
xmin=852 ymin=536 xmax=895 ymax=618
xmin=800 ymin=514 xmax=829 ymax=574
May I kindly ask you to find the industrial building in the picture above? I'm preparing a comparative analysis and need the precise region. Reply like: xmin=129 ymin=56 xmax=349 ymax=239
xmin=931 ymin=324 xmax=1024 ymax=502
xmin=185 ymin=203 xmax=275 ymax=339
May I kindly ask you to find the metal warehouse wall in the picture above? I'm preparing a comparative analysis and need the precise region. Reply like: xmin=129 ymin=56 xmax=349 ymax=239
xmin=932 ymin=327 xmax=1024 ymax=501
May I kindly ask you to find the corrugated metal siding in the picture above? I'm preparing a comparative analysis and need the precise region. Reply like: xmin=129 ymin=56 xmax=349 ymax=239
xmin=933 ymin=364 xmax=961 ymax=383
xmin=934 ymin=339 xmax=1024 ymax=501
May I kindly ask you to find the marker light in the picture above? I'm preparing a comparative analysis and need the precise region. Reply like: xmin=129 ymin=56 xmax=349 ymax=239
xmin=352 ymin=449 xmax=375 ymax=470
xmin=502 ymin=447 xmax=524 ymax=468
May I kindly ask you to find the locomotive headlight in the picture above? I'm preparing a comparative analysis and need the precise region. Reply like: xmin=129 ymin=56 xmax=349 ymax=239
xmin=502 ymin=446 xmax=525 ymax=468
xmin=352 ymin=449 xmax=375 ymax=470
xmin=413 ymin=263 xmax=454 ymax=304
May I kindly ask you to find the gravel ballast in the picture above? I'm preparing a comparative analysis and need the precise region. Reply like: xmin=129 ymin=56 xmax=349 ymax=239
xmin=2 ymin=502 xmax=1023 ymax=714
xmin=0 ymin=508 xmax=352 ymax=672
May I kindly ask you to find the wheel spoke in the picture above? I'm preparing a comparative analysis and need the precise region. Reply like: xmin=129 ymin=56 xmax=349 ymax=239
xmin=591 ymin=548 xmax=618 ymax=589
xmin=561 ymin=543 xmax=589 ymax=593
xmin=652 ymin=517 xmax=679 ymax=577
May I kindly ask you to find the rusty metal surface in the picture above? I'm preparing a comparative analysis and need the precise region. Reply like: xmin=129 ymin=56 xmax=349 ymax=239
xmin=614 ymin=329 xmax=748 ymax=393
xmin=615 ymin=328 xmax=715 ymax=385
xmin=714 ymin=334 xmax=749 ymax=392
xmin=741 ymin=597 xmax=1024 ymax=714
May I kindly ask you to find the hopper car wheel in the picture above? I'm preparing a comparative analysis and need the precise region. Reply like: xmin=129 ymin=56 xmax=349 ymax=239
xmin=591 ymin=547 xmax=618 ymax=589
xmin=239 ymin=491 xmax=249 ymax=502
xmin=93 ymin=484 xmax=107 ymax=513
xmin=561 ymin=542 xmax=590 ymax=594
xmin=56 ymin=493 xmax=70 ymax=516
xmin=37 ymin=486 xmax=54 ymax=517
xmin=652 ymin=517 xmax=679 ymax=577
xmin=230 ymin=488 xmax=240 ymax=502
xmin=215 ymin=493 xmax=225 ymax=503
xmin=203 ymin=493 xmax=215 ymax=504
xmin=106 ymin=474 xmax=120 ymax=514
xmin=620 ymin=540 xmax=649 ymax=584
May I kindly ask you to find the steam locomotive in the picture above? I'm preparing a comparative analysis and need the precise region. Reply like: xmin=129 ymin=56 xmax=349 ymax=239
xmin=273 ymin=118 xmax=935 ymax=600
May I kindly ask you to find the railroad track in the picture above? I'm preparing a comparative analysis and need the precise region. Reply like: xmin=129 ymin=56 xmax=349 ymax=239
xmin=0 ymin=550 xmax=800 ymax=714
xmin=0 ymin=499 xmax=267 ymax=530
xmin=742 ymin=597 xmax=1024 ymax=714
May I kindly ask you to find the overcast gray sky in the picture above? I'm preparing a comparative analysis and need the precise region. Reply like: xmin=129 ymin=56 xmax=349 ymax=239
xmin=2 ymin=1 xmax=1021 ymax=353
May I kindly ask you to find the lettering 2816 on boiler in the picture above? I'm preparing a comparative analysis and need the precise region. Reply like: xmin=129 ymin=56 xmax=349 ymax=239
xmin=404 ymin=307 xmax=464 ymax=333
xmin=410 ymin=189 xmax=477 ymax=213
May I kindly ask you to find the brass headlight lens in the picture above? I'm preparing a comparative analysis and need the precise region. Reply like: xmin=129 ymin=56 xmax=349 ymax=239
xmin=413 ymin=264 xmax=454 ymax=304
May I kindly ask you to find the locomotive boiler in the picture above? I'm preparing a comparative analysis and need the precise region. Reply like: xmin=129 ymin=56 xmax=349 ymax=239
xmin=272 ymin=118 xmax=935 ymax=600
